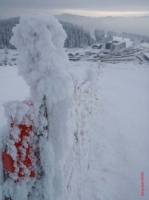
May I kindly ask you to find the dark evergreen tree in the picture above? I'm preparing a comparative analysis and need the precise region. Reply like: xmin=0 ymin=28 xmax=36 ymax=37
xmin=94 ymin=29 xmax=105 ymax=43
xmin=0 ymin=18 xmax=95 ymax=49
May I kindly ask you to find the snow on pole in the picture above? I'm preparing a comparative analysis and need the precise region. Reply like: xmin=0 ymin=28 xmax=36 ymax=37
xmin=3 ymin=101 xmax=35 ymax=180
xmin=10 ymin=14 xmax=73 ymax=104
xmin=0 ymin=14 xmax=99 ymax=200
xmin=9 ymin=14 xmax=75 ymax=200
xmin=66 ymin=63 xmax=99 ymax=200
xmin=1 ymin=101 xmax=36 ymax=200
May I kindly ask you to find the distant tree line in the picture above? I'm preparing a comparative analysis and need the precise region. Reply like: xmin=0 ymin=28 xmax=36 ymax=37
xmin=0 ymin=17 xmax=95 ymax=49
xmin=120 ymin=32 xmax=149 ymax=43
xmin=94 ymin=29 xmax=105 ymax=43
xmin=94 ymin=29 xmax=117 ymax=43
xmin=1 ymin=17 xmax=148 ymax=50
xmin=0 ymin=17 xmax=19 ymax=49
xmin=62 ymin=22 xmax=95 ymax=47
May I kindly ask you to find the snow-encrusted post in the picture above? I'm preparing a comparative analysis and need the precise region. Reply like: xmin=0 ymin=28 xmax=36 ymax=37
xmin=0 ymin=14 xmax=99 ymax=200
xmin=3 ymin=14 xmax=75 ymax=200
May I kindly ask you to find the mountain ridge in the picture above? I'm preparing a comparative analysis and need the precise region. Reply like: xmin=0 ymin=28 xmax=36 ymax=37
xmin=55 ymin=13 xmax=149 ymax=36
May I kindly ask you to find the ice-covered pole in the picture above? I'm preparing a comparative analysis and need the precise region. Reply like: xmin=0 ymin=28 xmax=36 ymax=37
xmin=10 ymin=14 xmax=73 ymax=105
xmin=9 ymin=14 xmax=74 ymax=200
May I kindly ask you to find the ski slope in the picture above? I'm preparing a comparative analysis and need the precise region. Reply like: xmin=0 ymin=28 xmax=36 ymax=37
xmin=0 ymin=62 xmax=149 ymax=199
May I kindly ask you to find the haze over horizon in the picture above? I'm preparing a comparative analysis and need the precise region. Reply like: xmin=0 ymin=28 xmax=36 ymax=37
xmin=0 ymin=0 xmax=149 ymax=19
xmin=0 ymin=0 xmax=149 ymax=35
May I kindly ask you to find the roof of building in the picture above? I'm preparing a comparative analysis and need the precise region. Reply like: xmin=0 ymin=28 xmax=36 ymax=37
xmin=106 ymin=41 xmax=112 ymax=44
xmin=143 ymin=52 xmax=149 ymax=58
xmin=113 ymin=41 xmax=126 ymax=46
xmin=92 ymin=43 xmax=102 ymax=47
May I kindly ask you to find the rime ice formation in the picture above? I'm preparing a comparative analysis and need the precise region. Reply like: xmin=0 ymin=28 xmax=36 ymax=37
xmin=0 ymin=14 xmax=98 ymax=200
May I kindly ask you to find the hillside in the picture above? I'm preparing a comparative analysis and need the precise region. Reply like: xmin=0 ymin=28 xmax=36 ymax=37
xmin=55 ymin=13 xmax=149 ymax=36
xmin=0 ymin=17 xmax=94 ymax=49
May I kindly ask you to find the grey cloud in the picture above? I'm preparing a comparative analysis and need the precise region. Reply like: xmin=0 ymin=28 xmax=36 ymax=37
xmin=0 ymin=0 xmax=149 ymax=11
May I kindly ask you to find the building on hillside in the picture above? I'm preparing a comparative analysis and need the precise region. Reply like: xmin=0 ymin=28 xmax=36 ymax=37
xmin=105 ymin=40 xmax=126 ymax=51
xmin=105 ymin=41 xmax=113 ymax=50
xmin=143 ymin=52 xmax=149 ymax=61
xmin=111 ymin=41 xmax=126 ymax=51
xmin=68 ymin=53 xmax=80 ymax=61
xmin=92 ymin=43 xmax=102 ymax=49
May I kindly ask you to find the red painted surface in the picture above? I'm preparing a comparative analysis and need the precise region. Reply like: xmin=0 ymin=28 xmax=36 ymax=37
xmin=2 ymin=152 xmax=15 ymax=173
xmin=2 ymin=101 xmax=35 ymax=180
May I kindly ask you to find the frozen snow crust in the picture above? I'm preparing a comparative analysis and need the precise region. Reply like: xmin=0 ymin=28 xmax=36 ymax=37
xmin=10 ymin=14 xmax=73 ymax=105
xmin=0 ymin=14 xmax=99 ymax=200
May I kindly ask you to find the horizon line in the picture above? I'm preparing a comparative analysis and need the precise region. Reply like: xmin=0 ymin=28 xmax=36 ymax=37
xmin=0 ymin=8 xmax=149 ymax=19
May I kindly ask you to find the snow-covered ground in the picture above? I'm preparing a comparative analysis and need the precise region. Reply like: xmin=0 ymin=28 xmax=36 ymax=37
xmin=0 ymin=67 xmax=29 ymax=127
xmin=85 ymin=63 xmax=149 ymax=200
xmin=141 ymin=42 xmax=149 ymax=49
xmin=0 ymin=61 xmax=149 ymax=199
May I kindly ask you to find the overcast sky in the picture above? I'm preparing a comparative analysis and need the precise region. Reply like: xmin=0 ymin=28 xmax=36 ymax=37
xmin=0 ymin=0 xmax=149 ymax=18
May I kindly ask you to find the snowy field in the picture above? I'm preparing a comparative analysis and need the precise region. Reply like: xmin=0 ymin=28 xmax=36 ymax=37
xmin=0 ymin=67 xmax=29 ymax=127
xmin=85 ymin=63 xmax=149 ymax=200
xmin=0 ymin=61 xmax=149 ymax=199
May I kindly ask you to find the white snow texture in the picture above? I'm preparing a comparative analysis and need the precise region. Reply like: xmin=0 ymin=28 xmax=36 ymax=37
xmin=0 ymin=14 xmax=98 ymax=200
